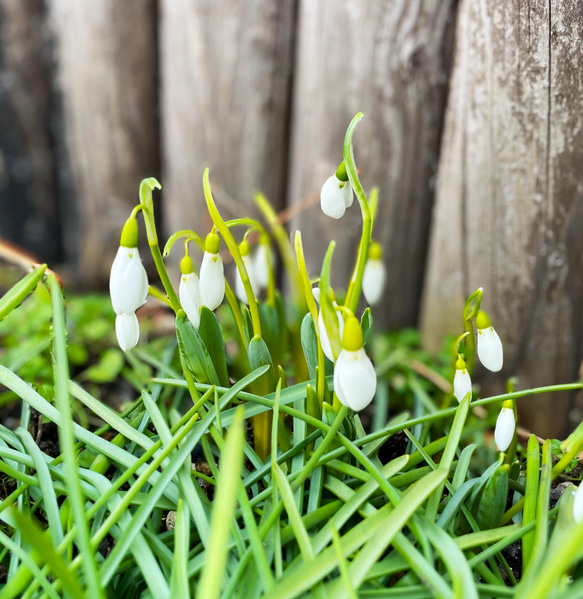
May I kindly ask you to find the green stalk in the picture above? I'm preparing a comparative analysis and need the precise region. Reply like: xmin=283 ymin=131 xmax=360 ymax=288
xmin=203 ymin=168 xmax=261 ymax=336
xmin=295 ymin=231 xmax=326 ymax=404
xmin=343 ymin=113 xmax=372 ymax=313
xmin=255 ymin=192 xmax=304 ymax=307
xmin=48 ymin=275 xmax=103 ymax=599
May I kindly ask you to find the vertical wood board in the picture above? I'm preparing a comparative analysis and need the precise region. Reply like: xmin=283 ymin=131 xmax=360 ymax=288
xmin=421 ymin=0 xmax=583 ymax=437
xmin=288 ymin=0 xmax=456 ymax=328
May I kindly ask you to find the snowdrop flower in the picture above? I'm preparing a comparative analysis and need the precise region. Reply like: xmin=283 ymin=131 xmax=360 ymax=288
xmin=334 ymin=315 xmax=377 ymax=411
xmin=573 ymin=484 xmax=583 ymax=524
xmin=199 ymin=231 xmax=225 ymax=311
xmin=253 ymin=234 xmax=271 ymax=293
xmin=235 ymin=239 xmax=259 ymax=304
xmin=453 ymin=357 xmax=472 ymax=403
xmin=476 ymin=310 xmax=503 ymax=372
xmin=320 ymin=161 xmax=353 ymax=219
xmin=494 ymin=400 xmax=515 ymax=452
xmin=313 ymin=287 xmax=344 ymax=362
xmin=179 ymin=254 xmax=201 ymax=328
xmin=110 ymin=216 xmax=148 ymax=351
xmin=362 ymin=241 xmax=386 ymax=306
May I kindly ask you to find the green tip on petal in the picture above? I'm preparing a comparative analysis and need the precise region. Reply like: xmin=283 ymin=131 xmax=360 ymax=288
xmin=239 ymin=239 xmax=250 ymax=256
xmin=120 ymin=216 xmax=139 ymax=248
xmin=205 ymin=231 xmax=220 ymax=254
xmin=475 ymin=310 xmax=491 ymax=329
xmin=455 ymin=357 xmax=466 ymax=370
xmin=342 ymin=315 xmax=363 ymax=351
xmin=368 ymin=241 xmax=382 ymax=261
xmin=180 ymin=255 xmax=194 ymax=275
xmin=335 ymin=161 xmax=349 ymax=182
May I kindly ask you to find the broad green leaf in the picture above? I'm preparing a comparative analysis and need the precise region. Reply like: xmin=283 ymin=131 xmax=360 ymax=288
xmin=199 ymin=306 xmax=230 ymax=387
xmin=176 ymin=310 xmax=220 ymax=385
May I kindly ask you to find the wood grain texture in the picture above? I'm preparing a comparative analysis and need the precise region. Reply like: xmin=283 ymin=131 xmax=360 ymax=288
xmin=287 ymin=0 xmax=456 ymax=328
xmin=0 ymin=0 xmax=60 ymax=262
xmin=48 ymin=0 xmax=159 ymax=286
xmin=160 ymin=0 xmax=296 ymax=242
xmin=421 ymin=0 xmax=583 ymax=437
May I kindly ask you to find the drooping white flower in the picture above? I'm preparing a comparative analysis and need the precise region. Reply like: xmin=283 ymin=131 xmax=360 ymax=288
xmin=573 ymin=484 xmax=583 ymax=524
xmin=362 ymin=241 xmax=386 ymax=306
xmin=312 ymin=287 xmax=344 ymax=362
xmin=234 ymin=239 xmax=258 ymax=304
xmin=494 ymin=401 xmax=515 ymax=452
xmin=179 ymin=255 xmax=201 ymax=328
xmin=476 ymin=310 xmax=503 ymax=372
xmin=334 ymin=315 xmax=377 ymax=411
xmin=110 ymin=216 xmax=148 ymax=351
xmin=453 ymin=357 xmax=472 ymax=403
xmin=199 ymin=231 xmax=225 ymax=311
xmin=320 ymin=161 xmax=353 ymax=219
xmin=253 ymin=237 xmax=270 ymax=292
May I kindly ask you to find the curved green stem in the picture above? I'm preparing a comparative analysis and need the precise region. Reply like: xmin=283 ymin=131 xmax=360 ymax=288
xmin=343 ymin=114 xmax=372 ymax=313
xmin=203 ymin=169 xmax=261 ymax=337
xmin=163 ymin=230 xmax=205 ymax=256
xmin=137 ymin=178 xmax=181 ymax=313
xmin=255 ymin=193 xmax=304 ymax=308
xmin=295 ymin=231 xmax=326 ymax=405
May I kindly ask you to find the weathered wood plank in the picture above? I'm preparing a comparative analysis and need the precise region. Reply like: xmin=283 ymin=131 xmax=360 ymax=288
xmin=160 ymin=0 xmax=296 ymax=239
xmin=421 ymin=0 xmax=583 ymax=437
xmin=47 ymin=0 xmax=159 ymax=286
xmin=0 ymin=0 xmax=60 ymax=263
xmin=287 ymin=0 xmax=456 ymax=328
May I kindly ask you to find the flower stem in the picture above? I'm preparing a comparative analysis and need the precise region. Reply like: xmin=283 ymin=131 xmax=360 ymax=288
xmin=203 ymin=169 xmax=261 ymax=337
xmin=343 ymin=114 xmax=372 ymax=314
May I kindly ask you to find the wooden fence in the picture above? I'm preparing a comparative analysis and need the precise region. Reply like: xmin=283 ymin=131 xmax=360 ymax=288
xmin=1 ymin=0 xmax=582 ymax=436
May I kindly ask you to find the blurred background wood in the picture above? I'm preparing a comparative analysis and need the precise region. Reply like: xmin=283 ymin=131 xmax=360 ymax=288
xmin=421 ymin=0 xmax=583 ymax=438
xmin=160 ymin=0 xmax=296 ymax=248
xmin=288 ymin=0 xmax=456 ymax=329
xmin=47 ymin=0 xmax=159 ymax=286
xmin=0 ymin=0 xmax=60 ymax=263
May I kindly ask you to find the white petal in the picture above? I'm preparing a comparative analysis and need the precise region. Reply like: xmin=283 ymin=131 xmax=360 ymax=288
xmin=362 ymin=259 xmax=386 ymax=306
xmin=453 ymin=368 xmax=472 ymax=403
xmin=110 ymin=247 xmax=148 ymax=315
xmin=334 ymin=348 xmax=377 ymax=411
xmin=341 ymin=179 xmax=353 ymax=208
xmin=320 ymin=175 xmax=348 ymax=219
xmin=477 ymin=327 xmax=503 ymax=372
xmin=234 ymin=255 xmax=258 ymax=304
xmin=318 ymin=309 xmax=344 ymax=362
xmin=199 ymin=252 xmax=225 ymax=310
xmin=115 ymin=312 xmax=140 ymax=351
xmin=179 ymin=273 xmax=201 ymax=328
xmin=573 ymin=485 xmax=583 ymax=524
xmin=253 ymin=244 xmax=270 ymax=291
xmin=312 ymin=287 xmax=321 ymax=304
xmin=494 ymin=407 xmax=515 ymax=452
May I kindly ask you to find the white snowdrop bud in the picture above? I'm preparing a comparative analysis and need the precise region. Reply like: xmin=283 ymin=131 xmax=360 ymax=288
xmin=494 ymin=401 xmax=515 ymax=452
xmin=453 ymin=357 xmax=472 ymax=403
xmin=110 ymin=216 xmax=148 ymax=351
xmin=476 ymin=310 xmax=503 ymax=372
xmin=362 ymin=242 xmax=386 ymax=306
xmin=199 ymin=231 xmax=225 ymax=311
xmin=333 ymin=315 xmax=377 ymax=411
xmin=320 ymin=161 xmax=353 ymax=219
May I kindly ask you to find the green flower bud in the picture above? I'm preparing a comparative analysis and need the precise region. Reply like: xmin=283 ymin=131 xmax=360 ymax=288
xmin=205 ymin=231 xmax=220 ymax=254
xmin=120 ymin=216 xmax=139 ymax=248
xmin=342 ymin=315 xmax=364 ymax=352
xmin=180 ymin=255 xmax=194 ymax=275
xmin=335 ymin=161 xmax=349 ymax=182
